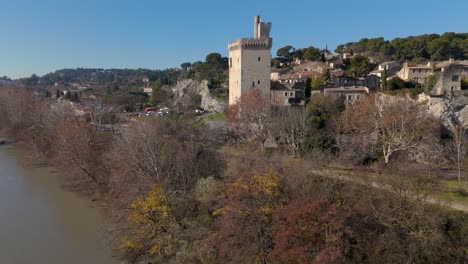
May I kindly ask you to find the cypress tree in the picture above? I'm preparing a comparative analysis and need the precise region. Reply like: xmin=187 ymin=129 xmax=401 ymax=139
xmin=381 ymin=67 xmax=388 ymax=91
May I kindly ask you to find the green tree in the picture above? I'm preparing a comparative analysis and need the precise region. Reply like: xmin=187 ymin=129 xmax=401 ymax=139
xmin=277 ymin=45 xmax=295 ymax=64
xmin=301 ymin=94 xmax=345 ymax=153
xmin=193 ymin=53 xmax=228 ymax=87
xmin=346 ymin=55 xmax=375 ymax=77
xmin=302 ymin=46 xmax=322 ymax=61
xmin=180 ymin=62 xmax=191 ymax=71
xmin=271 ymin=58 xmax=281 ymax=68
xmin=310 ymin=76 xmax=322 ymax=90
xmin=150 ymin=79 xmax=165 ymax=106
xmin=381 ymin=68 xmax=388 ymax=90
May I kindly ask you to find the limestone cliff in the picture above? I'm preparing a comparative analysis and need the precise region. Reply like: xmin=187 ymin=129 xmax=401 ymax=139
xmin=419 ymin=92 xmax=468 ymax=128
xmin=170 ymin=79 xmax=227 ymax=112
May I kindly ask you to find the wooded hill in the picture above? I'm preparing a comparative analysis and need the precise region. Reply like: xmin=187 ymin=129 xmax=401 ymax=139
xmin=335 ymin=32 xmax=468 ymax=63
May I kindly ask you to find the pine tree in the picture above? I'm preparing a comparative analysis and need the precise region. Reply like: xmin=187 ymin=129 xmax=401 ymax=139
xmin=150 ymin=79 xmax=165 ymax=106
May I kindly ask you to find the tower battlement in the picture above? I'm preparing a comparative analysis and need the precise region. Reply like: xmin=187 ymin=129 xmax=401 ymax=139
xmin=228 ymin=38 xmax=273 ymax=51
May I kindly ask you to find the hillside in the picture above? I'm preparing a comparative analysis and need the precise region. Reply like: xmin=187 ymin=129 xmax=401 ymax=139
xmin=335 ymin=32 xmax=468 ymax=63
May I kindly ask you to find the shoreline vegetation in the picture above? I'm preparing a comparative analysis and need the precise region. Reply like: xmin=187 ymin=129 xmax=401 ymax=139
xmin=1 ymin=87 xmax=467 ymax=263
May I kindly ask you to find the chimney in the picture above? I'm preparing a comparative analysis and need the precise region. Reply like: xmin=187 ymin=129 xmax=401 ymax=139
xmin=254 ymin=16 xmax=260 ymax=39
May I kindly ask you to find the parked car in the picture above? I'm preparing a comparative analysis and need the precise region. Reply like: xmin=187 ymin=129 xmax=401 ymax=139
xmin=195 ymin=107 xmax=205 ymax=115
xmin=157 ymin=108 xmax=170 ymax=116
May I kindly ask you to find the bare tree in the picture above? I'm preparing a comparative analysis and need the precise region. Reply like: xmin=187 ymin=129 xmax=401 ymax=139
xmin=55 ymin=116 xmax=110 ymax=190
xmin=446 ymin=118 xmax=467 ymax=182
xmin=271 ymin=107 xmax=307 ymax=155
xmin=347 ymin=94 xmax=438 ymax=164
xmin=227 ymin=89 xmax=272 ymax=151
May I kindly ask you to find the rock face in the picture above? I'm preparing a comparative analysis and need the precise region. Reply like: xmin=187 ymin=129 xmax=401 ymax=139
xmin=170 ymin=79 xmax=227 ymax=112
xmin=200 ymin=84 xmax=227 ymax=113
xmin=420 ymin=92 xmax=468 ymax=128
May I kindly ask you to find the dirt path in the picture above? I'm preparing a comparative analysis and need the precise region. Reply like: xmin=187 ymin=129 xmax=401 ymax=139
xmin=310 ymin=169 xmax=468 ymax=213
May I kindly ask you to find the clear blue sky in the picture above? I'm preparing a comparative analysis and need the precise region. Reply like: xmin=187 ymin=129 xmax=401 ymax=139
xmin=2 ymin=0 xmax=468 ymax=78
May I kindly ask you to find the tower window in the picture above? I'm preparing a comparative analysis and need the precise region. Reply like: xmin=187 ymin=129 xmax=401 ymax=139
xmin=258 ymin=57 xmax=261 ymax=62
xmin=229 ymin=58 xmax=232 ymax=68
xmin=258 ymin=80 xmax=260 ymax=84
xmin=253 ymin=81 xmax=255 ymax=87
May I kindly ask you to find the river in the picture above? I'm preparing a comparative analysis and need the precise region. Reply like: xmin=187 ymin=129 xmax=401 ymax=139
xmin=0 ymin=144 xmax=118 ymax=264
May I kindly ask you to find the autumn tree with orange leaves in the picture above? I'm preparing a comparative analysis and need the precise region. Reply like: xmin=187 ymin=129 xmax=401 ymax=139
xmin=212 ymin=168 xmax=283 ymax=264
xmin=270 ymin=199 xmax=349 ymax=264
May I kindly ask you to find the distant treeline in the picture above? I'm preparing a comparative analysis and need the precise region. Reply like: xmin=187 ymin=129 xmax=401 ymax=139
xmin=17 ymin=52 xmax=229 ymax=90
xmin=335 ymin=32 xmax=468 ymax=62
xmin=20 ymin=68 xmax=181 ymax=87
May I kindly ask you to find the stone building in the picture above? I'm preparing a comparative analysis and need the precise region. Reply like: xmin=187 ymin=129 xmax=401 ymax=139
xmin=396 ymin=60 xmax=468 ymax=95
xmin=397 ymin=62 xmax=434 ymax=84
xmin=432 ymin=61 xmax=468 ymax=95
xmin=369 ymin=61 xmax=401 ymax=78
xmin=270 ymin=81 xmax=303 ymax=106
xmin=323 ymin=86 xmax=369 ymax=104
xmin=228 ymin=16 xmax=272 ymax=105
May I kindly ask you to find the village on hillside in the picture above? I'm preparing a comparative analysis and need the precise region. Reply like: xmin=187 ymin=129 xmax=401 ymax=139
xmin=2 ymin=13 xmax=468 ymax=264
xmin=228 ymin=16 xmax=468 ymax=109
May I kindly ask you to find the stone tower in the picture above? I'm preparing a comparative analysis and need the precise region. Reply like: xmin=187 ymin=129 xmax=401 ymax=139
xmin=228 ymin=16 xmax=272 ymax=105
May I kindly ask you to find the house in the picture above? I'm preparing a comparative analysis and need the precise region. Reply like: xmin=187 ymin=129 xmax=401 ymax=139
xmin=369 ymin=61 xmax=401 ymax=78
xmin=271 ymin=61 xmax=327 ymax=84
xmin=271 ymin=68 xmax=288 ymax=81
xmin=277 ymin=73 xmax=308 ymax=84
xmin=331 ymin=75 xmax=356 ymax=87
xmin=293 ymin=61 xmax=326 ymax=75
xmin=270 ymin=82 xmax=303 ymax=106
xmin=143 ymin=88 xmax=153 ymax=96
xmin=364 ymin=75 xmax=380 ymax=90
xmin=397 ymin=62 xmax=434 ymax=84
xmin=323 ymin=86 xmax=369 ymax=104
xmin=432 ymin=60 xmax=468 ymax=95
xmin=397 ymin=59 xmax=468 ymax=95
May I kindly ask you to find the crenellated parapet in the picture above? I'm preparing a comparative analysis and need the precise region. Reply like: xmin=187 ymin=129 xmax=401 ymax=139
xmin=228 ymin=38 xmax=273 ymax=51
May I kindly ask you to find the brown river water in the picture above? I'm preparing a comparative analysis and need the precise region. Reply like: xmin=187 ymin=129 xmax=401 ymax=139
xmin=0 ymin=144 xmax=118 ymax=264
